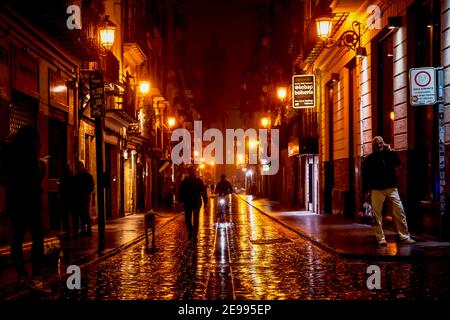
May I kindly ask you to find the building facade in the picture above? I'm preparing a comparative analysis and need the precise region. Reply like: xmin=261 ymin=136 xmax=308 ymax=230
xmin=242 ymin=0 xmax=449 ymax=240
xmin=0 ymin=0 xmax=196 ymax=245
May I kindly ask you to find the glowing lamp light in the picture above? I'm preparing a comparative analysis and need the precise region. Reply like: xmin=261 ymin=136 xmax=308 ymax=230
xmin=261 ymin=117 xmax=269 ymax=128
xmin=249 ymin=140 xmax=259 ymax=149
xmin=316 ymin=17 xmax=333 ymax=39
xmin=199 ymin=163 xmax=205 ymax=169
xmin=219 ymin=198 xmax=226 ymax=205
xmin=315 ymin=7 xmax=333 ymax=39
xmin=52 ymin=85 xmax=66 ymax=93
xmin=139 ymin=81 xmax=150 ymax=95
xmin=168 ymin=117 xmax=176 ymax=128
xmin=390 ymin=111 xmax=395 ymax=121
xmin=276 ymin=87 xmax=287 ymax=101
xmin=99 ymin=17 xmax=116 ymax=50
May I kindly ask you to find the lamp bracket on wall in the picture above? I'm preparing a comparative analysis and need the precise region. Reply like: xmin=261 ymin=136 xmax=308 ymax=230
xmin=322 ymin=21 xmax=363 ymax=52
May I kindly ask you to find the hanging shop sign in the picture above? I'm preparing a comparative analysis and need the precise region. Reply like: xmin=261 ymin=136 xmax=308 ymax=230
xmin=89 ymin=70 xmax=105 ymax=118
xmin=409 ymin=67 xmax=437 ymax=106
xmin=292 ymin=74 xmax=315 ymax=109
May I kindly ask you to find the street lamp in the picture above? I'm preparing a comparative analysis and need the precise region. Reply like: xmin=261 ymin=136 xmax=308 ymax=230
xmin=93 ymin=16 xmax=116 ymax=253
xmin=315 ymin=6 xmax=333 ymax=39
xmin=139 ymin=81 xmax=150 ymax=96
xmin=167 ymin=117 xmax=176 ymax=128
xmin=276 ymin=86 xmax=287 ymax=102
xmin=249 ymin=140 xmax=259 ymax=149
xmin=237 ymin=154 xmax=244 ymax=164
xmin=99 ymin=16 xmax=116 ymax=51
xmin=314 ymin=7 xmax=367 ymax=57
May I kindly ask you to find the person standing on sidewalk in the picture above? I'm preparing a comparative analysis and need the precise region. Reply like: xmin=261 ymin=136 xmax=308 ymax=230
xmin=74 ymin=161 xmax=94 ymax=237
xmin=362 ymin=136 xmax=416 ymax=246
xmin=178 ymin=167 xmax=208 ymax=241
xmin=5 ymin=125 xmax=50 ymax=293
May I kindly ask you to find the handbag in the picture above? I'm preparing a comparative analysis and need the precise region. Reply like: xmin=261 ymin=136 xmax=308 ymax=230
xmin=357 ymin=202 xmax=374 ymax=225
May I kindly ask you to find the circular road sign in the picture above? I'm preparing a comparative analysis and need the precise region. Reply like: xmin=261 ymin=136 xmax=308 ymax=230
xmin=414 ymin=71 xmax=432 ymax=87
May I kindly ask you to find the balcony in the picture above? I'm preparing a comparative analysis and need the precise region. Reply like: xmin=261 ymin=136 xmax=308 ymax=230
xmin=123 ymin=42 xmax=147 ymax=66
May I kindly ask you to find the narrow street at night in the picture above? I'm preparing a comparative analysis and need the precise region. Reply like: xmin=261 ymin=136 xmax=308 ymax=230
xmin=1 ymin=0 xmax=450 ymax=314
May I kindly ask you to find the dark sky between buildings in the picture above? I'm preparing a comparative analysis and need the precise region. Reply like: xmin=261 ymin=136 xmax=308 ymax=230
xmin=180 ymin=0 xmax=267 ymax=128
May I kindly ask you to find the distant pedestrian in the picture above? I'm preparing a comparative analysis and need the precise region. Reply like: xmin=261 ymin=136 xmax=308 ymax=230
xmin=5 ymin=125 xmax=50 ymax=293
xmin=59 ymin=163 xmax=75 ymax=239
xmin=178 ymin=167 xmax=208 ymax=241
xmin=74 ymin=161 xmax=94 ymax=237
xmin=214 ymin=174 xmax=233 ymax=196
xmin=362 ymin=136 xmax=416 ymax=246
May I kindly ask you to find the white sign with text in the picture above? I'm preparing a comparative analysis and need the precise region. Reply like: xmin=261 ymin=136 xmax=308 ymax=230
xmin=409 ymin=67 xmax=437 ymax=106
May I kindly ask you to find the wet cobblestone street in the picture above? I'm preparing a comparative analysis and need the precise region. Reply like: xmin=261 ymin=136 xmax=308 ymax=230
xmin=57 ymin=196 xmax=450 ymax=300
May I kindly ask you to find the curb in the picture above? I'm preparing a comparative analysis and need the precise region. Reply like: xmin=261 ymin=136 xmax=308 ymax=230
xmin=236 ymin=195 xmax=450 ymax=261
xmin=78 ymin=213 xmax=181 ymax=270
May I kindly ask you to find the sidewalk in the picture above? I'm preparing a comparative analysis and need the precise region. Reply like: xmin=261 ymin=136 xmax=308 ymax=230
xmin=0 ymin=209 xmax=180 ymax=299
xmin=238 ymin=195 xmax=450 ymax=260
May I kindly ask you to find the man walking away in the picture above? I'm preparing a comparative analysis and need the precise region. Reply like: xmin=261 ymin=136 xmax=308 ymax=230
xmin=362 ymin=136 xmax=416 ymax=246
xmin=214 ymin=174 xmax=233 ymax=196
xmin=178 ymin=167 xmax=208 ymax=241
xmin=75 ymin=161 xmax=94 ymax=237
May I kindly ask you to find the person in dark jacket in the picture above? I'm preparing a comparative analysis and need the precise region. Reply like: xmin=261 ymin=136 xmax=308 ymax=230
xmin=214 ymin=174 xmax=233 ymax=196
xmin=178 ymin=167 xmax=208 ymax=241
xmin=362 ymin=136 xmax=415 ymax=246
xmin=5 ymin=125 xmax=50 ymax=292
xmin=74 ymin=161 xmax=94 ymax=237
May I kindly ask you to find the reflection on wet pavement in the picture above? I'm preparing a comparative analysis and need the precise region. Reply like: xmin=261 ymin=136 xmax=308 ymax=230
xmin=58 ymin=196 xmax=450 ymax=300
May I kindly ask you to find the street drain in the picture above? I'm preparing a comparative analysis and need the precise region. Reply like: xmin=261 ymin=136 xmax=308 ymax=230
xmin=250 ymin=238 xmax=292 ymax=245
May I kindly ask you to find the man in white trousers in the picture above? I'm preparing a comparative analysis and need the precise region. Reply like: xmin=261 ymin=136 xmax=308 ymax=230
xmin=362 ymin=136 xmax=416 ymax=246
